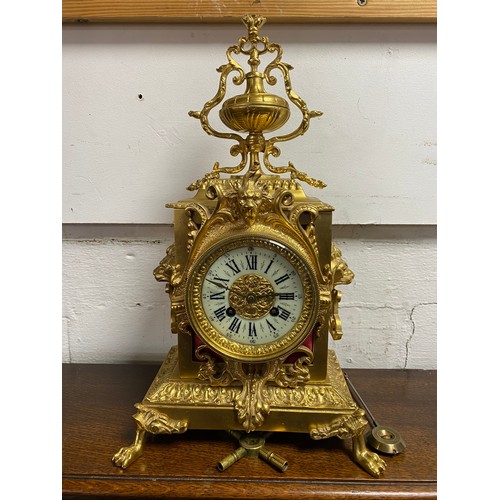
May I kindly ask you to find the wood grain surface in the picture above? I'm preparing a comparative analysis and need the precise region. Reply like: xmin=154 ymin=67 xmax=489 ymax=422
xmin=62 ymin=363 xmax=437 ymax=499
xmin=62 ymin=0 xmax=437 ymax=24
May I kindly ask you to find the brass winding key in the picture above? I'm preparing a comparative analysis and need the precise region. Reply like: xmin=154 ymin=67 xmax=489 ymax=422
xmin=218 ymin=431 xmax=288 ymax=472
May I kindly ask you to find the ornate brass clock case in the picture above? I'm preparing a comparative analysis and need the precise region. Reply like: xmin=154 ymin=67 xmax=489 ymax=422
xmin=112 ymin=15 xmax=387 ymax=478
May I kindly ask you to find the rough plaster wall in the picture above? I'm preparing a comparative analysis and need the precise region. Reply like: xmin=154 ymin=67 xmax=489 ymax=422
xmin=62 ymin=225 xmax=436 ymax=368
xmin=332 ymin=225 xmax=436 ymax=369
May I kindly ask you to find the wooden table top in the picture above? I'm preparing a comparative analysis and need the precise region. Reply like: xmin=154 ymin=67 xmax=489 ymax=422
xmin=62 ymin=363 xmax=436 ymax=499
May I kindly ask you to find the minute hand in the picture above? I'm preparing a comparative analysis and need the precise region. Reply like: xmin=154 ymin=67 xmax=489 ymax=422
xmin=206 ymin=279 xmax=229 ymax=291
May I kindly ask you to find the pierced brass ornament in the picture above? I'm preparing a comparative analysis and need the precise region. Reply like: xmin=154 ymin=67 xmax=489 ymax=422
xmin=113 ymin=14 xmax=397 ymax=478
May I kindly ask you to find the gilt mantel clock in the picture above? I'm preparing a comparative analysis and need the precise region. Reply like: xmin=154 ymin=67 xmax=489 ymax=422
xmin=112 ymin=15 xmax=387 ymax=477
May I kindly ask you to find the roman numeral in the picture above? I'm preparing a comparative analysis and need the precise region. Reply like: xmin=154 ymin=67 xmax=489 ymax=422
xmin=278 ymin=307 xmax=291 ymax=321
xmin=279 ymin=293 xmax=295 ymax=300
xmin=214 ymin=306 xmax=226 ymax=321
xmin=266 ymin=319 xmax=277 ymax=332
xmin=248 ymin=322 xmax=257 ymax=337
xmin=274 ymin=274 xmax=290 ymax=285
xmin=245 ymin=255 xmax=257 ymax=270
xmin=229 ymin=317 xmax=242 ymax=333
xmin=265 ymin=259 xmax=274 ymax=273
xmin=209 ymin=291 xmax=225 ymax=300
xmin=226 ymin=259 xmax=241 ymax=275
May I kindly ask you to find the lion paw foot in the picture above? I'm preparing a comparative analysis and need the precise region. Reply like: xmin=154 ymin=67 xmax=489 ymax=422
xmin=112 ymin=443 xmax=143 ymax=469
xmin=355 ymin=449 xmax=386 ymax=477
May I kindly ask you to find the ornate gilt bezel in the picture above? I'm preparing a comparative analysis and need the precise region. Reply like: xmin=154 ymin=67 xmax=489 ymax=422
xmin=185 ymin=235 xmax=319 ymax=363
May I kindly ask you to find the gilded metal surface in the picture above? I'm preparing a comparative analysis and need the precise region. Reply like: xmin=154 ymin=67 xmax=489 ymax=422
xmin=112 ymin=399 xmax=188 ymax=469
xmin=218 ymin=431 xmax=289 ymax=472
xmin=186 ymin=236 xmax=319 ymax=363
xmin=143 ymin=347 xmax=355 ymax=433
xmin=324 ymin=245 xmax=354 ymax=340
xmin=114 ymin=14 xmax=383 ymax=478
xmin=194 ymin=343 xmax=315 ymax=431
xmin=228 ymin=274 xmax=275 ymax=319
xmin=145 ymin=348 xmax=353 ymax=412
xmin=310 ymin=409 xmax=387 ymax=477
xmin=188 ymin=14 xmax=325 ymax=188
xmin=114 ymin=347 xmax=384 ymax=476
xmin=133 ymin=403 xmax=188 ymax=435
xmin=112 ymin=426 xmax=146 ymax=469
xmin=153 ymin=244 xmax=181 ymax=295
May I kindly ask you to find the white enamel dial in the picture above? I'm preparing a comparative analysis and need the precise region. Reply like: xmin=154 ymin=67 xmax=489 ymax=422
xmin=186 ymin=237 xmax=319 ymax=362
xmin=201 ymin=244 xmax=304 ymax=345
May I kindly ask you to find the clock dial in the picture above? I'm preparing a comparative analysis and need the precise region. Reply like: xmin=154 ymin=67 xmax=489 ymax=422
xmin=186 ymin=237 xmax=319 ymax=362
xmin=201 ymin=244 xmax=304 ymax=345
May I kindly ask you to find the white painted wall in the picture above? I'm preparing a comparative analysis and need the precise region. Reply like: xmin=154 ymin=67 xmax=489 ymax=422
xmin=63 ymin=23 xmax=436 ymax=225
xmin=62 ymin=23 xmax=436 ymax=368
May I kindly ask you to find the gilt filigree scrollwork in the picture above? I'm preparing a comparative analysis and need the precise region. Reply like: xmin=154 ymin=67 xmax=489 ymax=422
xmin=195 ymin=344 xmax=234 ymax=387
xmin=262 ymin=56 xmax=325 ymax=188
xmin=133 ymin=403 xmax=188 ymax=435
xmin=196 ymin=345 xmax=272 ymax=431
xmin=310 ymin=408 xmax=367 ymax=440
xmin=232 ymin=362 xmax=273 ymax=431
xmin=185 ymin=204 xmax=210 ymax=253
xmin=274 ymin=346 xmax=313 ymax=388
xmin=195 ymin=343 xmax=315 ymax=432
xmin=289 ymin=204 xmax=325 ymax=279
xmin=188 ymin=14 xmax=326 ymax=189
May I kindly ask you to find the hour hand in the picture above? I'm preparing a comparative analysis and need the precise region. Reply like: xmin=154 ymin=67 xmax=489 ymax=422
xmin=253 ymin=291 xmax=281 ymax=300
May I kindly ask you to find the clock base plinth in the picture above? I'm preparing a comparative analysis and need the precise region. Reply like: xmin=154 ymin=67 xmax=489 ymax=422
xmin=112 ymin=346 xmax=386 ymax=477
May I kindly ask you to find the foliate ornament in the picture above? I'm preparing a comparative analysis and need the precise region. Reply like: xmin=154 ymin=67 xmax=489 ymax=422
xmin=232 ymin=362 xmax=273 ymax=432
xmin=273 ymin=346 xmax=313 ymax=388
xmin=229 ymin=274 xmax=275 ymax=319
xmin=133 ymin=403 xmax=188 ymax=435
xmin=310 ymin=408 xmax=367 ymax=441
xmin=185 ymin=204 xmax=210 ymax=254
xmin=195 ymin=344 xmax=316 ymax=432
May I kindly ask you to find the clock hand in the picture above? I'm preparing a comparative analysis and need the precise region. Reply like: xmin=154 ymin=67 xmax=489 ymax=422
xmin=206 ymin=279 xmax=247 ymax=298
xmin=252 ymin=292 xmax=281 ymax=300
xmin=206 ymin=279 xmax=229 ymax=291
